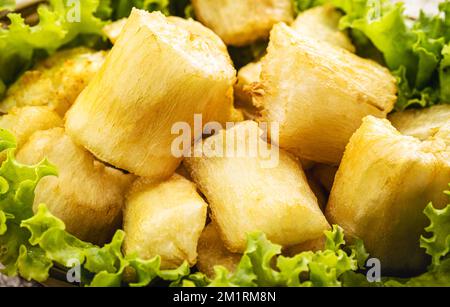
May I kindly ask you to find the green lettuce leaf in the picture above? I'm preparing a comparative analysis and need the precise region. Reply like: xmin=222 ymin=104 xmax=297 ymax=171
xmin=0 ymin=211 xmax=12 ymax=235
xmin=0 ymin=0 xmax=15 ymax=11
xmin=420 ymin=188 xmax=450 ymax=266
xmin=126 ymin=256 xmax=161 ymax=287
xmin=0 ymin=130 xmax=57 ymax=279
xmin=205 ymin=226 xmax=360 ymax=287
xmin=22 ymin=206 xmax=190 ymax=287
xmin=0 ymin=0 xmax=108 ymax=93
xmin=16 ymin=245 xmax=53 ymax=282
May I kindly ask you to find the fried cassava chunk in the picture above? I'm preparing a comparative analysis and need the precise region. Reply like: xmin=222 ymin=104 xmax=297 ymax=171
xmin=192 ymin=0 xmax=294 ymax=46
xmin=291 ymin=5 xmax=355 ymax=52
xmin=254 ymin=23 xmax=397 ymax=164
xmin=234 ymin=6 xmax=355 ymax=111
xmin=197 ymin=223 xmax=241 ymax=277
xmin=66 ymin=10 xmax=236 ymax=179
xmin=389 ymin=104 xmax=450 ymax=141
xmin=326 ymin=116 xmax=450 ymax=274
xmin=184 ymin=121 xmax=329 ymax=252
xmin=0 ymin=106 xmax=62 ymax=149
xmin=235 ymin=61 xmax=262 ymax=109
xmin=0 ymin=47 xmax=106 ymax=116
xmin=123 ymin=175 xmax=207 ymax=269
xmin=103 ymin=18 xmax=127 ymax=43
xmin=17 ymin=128 xmax=134 ymax=245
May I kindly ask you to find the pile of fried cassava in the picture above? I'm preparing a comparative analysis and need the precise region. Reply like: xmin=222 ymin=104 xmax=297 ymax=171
xmin=1 ymin=1 xmax=449 ymax=277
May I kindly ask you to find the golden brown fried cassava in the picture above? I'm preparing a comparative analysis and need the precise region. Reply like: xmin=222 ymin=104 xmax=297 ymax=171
xmin=326 ymin=116 xmax=450 ymax=274
xmin=66 ymin=10 xmax=236 ymax=179
xmin=291 ymin=5 xmax=355 ymax=52
xmin=0 ymin=106 xmax=62 ymax=149
xmin=234 ymin=5 xmax=355 ymax=110
xmin=123 ymin=175 xmax=208 ymax=269
xmin=235 ymin=61 xmax=263 ymax=109
xmin=184 ymin=121 xmax=330 ymax=252
xmin=197 ymin=223 xmax=241 ymax=277
xmin=103 ymin=18 xmax=128 ymax=43
xmin=389 ymin=104 xmax=450 ymax=141
xmin=0 ymin=47 xmax=106 ymax=116
xmin=254 ymin=23 xmax=397 ymax=164
xmin=16 ymin=128 xmax=134 ymax=245
xmin=192 ymin=0 xmax=294 ymax=46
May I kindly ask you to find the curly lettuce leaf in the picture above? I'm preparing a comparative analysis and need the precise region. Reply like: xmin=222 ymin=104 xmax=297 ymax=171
xmin=0 ymin=0 xmax=108 ymax=96
xmin=21 ymin=204 xmax=191 ymax=286
xmin=420 ymin=189 xmax=450 ymax=266
xmin=206 ymin=226 xmax=360 ymax=287
xmin=16 ymin=245 xmax=53 ymax=282
xmin=22 ymin=205 xmax=190 ymax=286
xmin=0 ymin=130 xmax=57 ymax=279
xmin=0 ymin=211 xmax=12 ymax=235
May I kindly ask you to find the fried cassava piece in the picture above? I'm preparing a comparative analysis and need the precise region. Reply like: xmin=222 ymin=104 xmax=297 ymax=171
xmin=184 ymin=121 xmax=329 ymax=252
xmin=66 ymin=10 xmax=237 ymax=179
xmin=254 ymin=23 xmax=397 ymax=165
xmin=16 ymin=128 xmax=134 ymax=245
xmin=326 ymin=116 xmax=450 ymax=274
xmin=234 ymin=5 xmax=355 ymax=109
xmin=123 ymin=174 xmax=207 ymax=269
xmin=291 ymin=5 xmax=355 ymax=52
xmin=103 ymin=18 xmax=128 ymax=44
xmin=0 ymin=47 xmax=106 ymax=116
xmin=192 ymin=0 xmax=294 ymax=46
xmin=0 ymin=106 xmax=62 ymax=149
xmin=389 ymin=104 xmax=450 ymax=141
xmin=235 ymin=61 xmax=262 ymax=109
xmin=197 ymin=223 xmax=241 ymax=278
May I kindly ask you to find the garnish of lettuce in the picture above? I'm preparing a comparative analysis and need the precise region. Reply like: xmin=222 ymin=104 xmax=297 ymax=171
xmin=0 ymin=0 xmax=109 ymax=97
xmin=0 ymin=130 xmax=190 ymax=286
xmin=194 ymin=225 xmax=367 ymax=287
xmin=292 ymin=0 xmax=450 ymax=110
